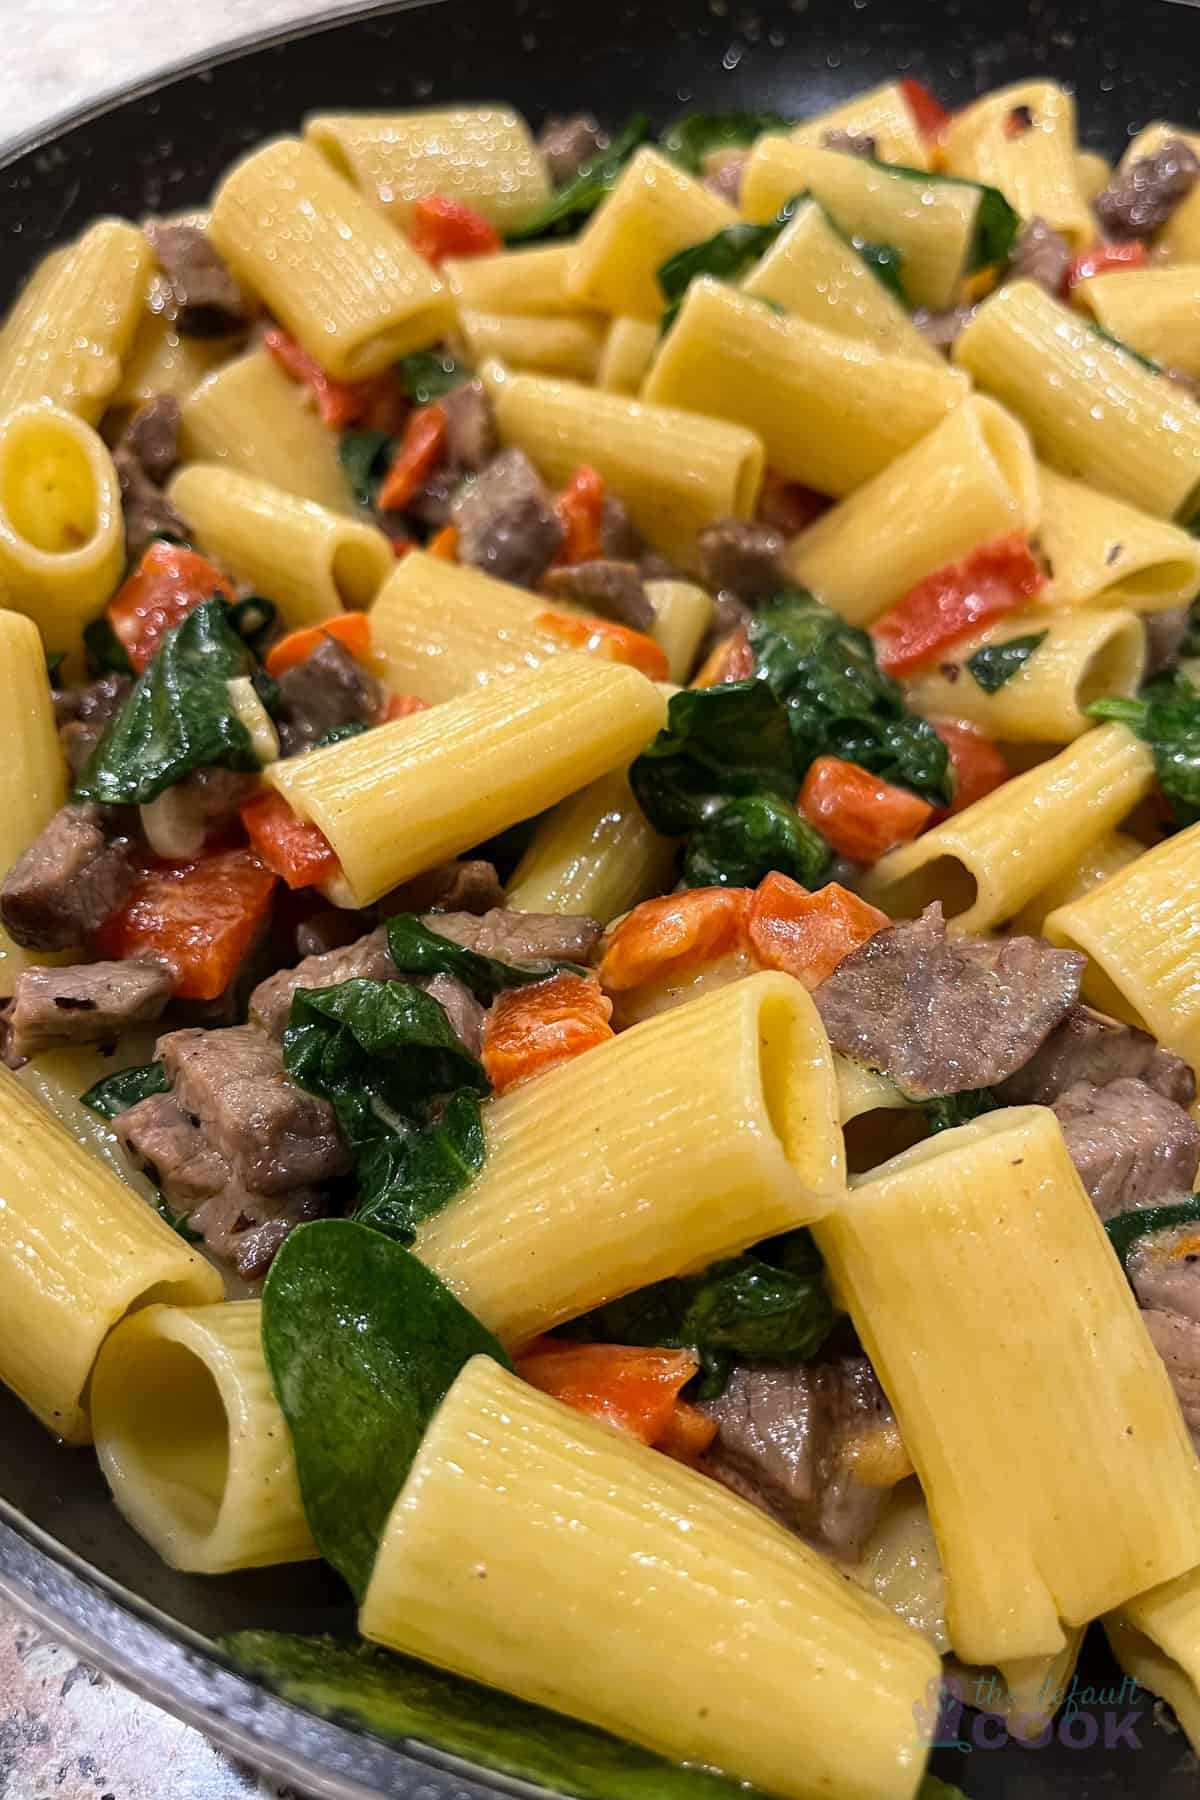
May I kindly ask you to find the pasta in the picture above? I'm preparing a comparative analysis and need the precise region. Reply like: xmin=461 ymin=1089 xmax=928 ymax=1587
xmin=0 ymin=614 xmax=66 ymax=994
xmin=1113 ymin=124 xmax=1200 ymax=261
xmin=112 ymin=308 xmax=241 ymax=411
xmin=941 ymin=81 xmax=1093 ymax=248
xmin=790 ymin=81 xmax=930 ymax=170
xmin=815 ymin=1108 xmax=1200 ymax=1665
xmin=210 ymin=137 xmax=456 ymax=378
xmin=505 ymin=766 xmax=677 ymax=920
xmin=565 ymin=147 xmax=737 ymax=320
xmin=1073 ymin=265 xmax=1200 ymax=381
xmin=180 ymin=349 xmax=353 ymax=512
xmin=414 ymin=974 xmax=845 ymax=1345
xmin=1011 ymin=828 xmax=1144 ymax=936
xmin=266 ymin=659 xmax=667 ymax=905
xmin=456 ymin=309 xmax=604 ymax=381
xmin=595 ymin=316 xmax=661 ymax=395
xmin=644 ymin=577 xmax=713 ymax=681
xmin=441 ymin=243 xmax=586 ymax=317
xmin=1108 ymin=1567 xmax=1200 ymax=1754
xmin=167 ymin=465 xmax=394 ymax=628
xmin=1036 ymin=463 xmax=1200 ymax=611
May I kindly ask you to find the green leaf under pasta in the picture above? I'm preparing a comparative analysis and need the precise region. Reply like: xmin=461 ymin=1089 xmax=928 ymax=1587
xmin=658 ymin=110 xmax=792 ymax=174
xmin=394 ymin=347 xmax=463 ymax=403
xmin=1089 ymin=671 xmax=1200 ymax=826
xmin=507 ymin=114 xmax=651 ymax=241
xmin=80 ymin=1060 xmax=169 ymax=1121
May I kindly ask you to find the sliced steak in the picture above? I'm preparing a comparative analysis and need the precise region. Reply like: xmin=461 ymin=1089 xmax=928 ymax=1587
xmin=813 ymin=904 xmax=1085 ymax=1097
xmin=1141 ymin=1309 xmax=1200 ymax=1446
xmin=1052 ymin=1077 xmax=1200 ymax=1218
xmin=294 ymin=908 xmax=376 ymax=960
xmin=542 ymin=560 xmax=654 ymax=631
xmin=1143 ymin=606 xmax=1190 ymax=681
xmin=538 ymin=114 xmax=607 ymax=186
xmin=911 ymin=305 xmax=977 ymax=353
xmin=600 ymin=494 xmax=643 ymax=561
xmin=222 ymin=1191 xmax=328 ymax=1281
xmin=157 ymin=1023 xmax=350 ymax=1193
xmin=114 ymin=447 xmax=190 ymax=561
xmin=703 ymin=151 xmax=749 ymax=205
xmin=424 ymin=972 xmax=486 ymax=1058
xmin=998 ymin=1004 xmax=1196 ymax=1108
xmin=451 ymin=448 xmax=564 ymax=589
xmin=1007 ymin=216 xmax=1073 ymax=294
xmin=118 ymin=394 xmax=181 ymax=485
xmin=441 ymin=379 xmax=497 ymax=474
xmin=249 ymin=924 xmax=394 ymax=1037
xmin=6 ymin=960 xmax=174 ymax=1060
xmin=821 ymin=128 xmax=877 ymax=158
xmin=0 ymin=804 xmax=138 ymax=951
xmin=59 ymin=674 xmax=132 ymax=780
xmin=422 ymin=858 xmax=506 ymax=915
xmin=275 ymin=636 xmax=383 ymax=756
xmin=700 ymin=1355 xmax=907 ymax=1562
xmin=1094 ymin=138 xmax=1200 ymax=239
xmin=406 ymin=466 xmax=461 ymax=530
xmin=429 ymin=906 xmax=602 ymax=966
xmin=697 ymin=519 xmax=786 ymax=602
xmin=1131 ymin=1226 xmax=1200 ymax=1325
xmin=143 ymin=222 xmax=249 ymax=336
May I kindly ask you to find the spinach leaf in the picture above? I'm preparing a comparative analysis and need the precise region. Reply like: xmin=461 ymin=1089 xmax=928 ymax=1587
xmin=44 ymin=650 xmax=66 ymax=688
xmin=565 ymin=1229 xmax=834 ymax=1398
xmin=868 ymin=161 xmax=1020 ymax=272
xmin=83 ymin=616 xmax=134 ymax=678
xmin=386 ymin=914 xmax=585 ymax=1000
xmin=657 ymin=197 xmax=803 ymax=332
xmin=81 ymin=1060 xmax=169 ymax=1121
xmin=922 ymin=1088 xmax=998 ymax=1134
xmin=966 ymin=631 xmax=1047 ymax=694
xmin=682 ymin=792 xmax=830 ymax=889
xmin=1105 ymin=1196 xmax=1200 ymax=1273
xmin=1089 ymin=672 xmax=1200 ymax=826
xmin=1089 ymin=321 xmax=1162 ymax=375
xmin=221 ymin=1632 xmax=770 ymax=1800
xmin=314 ymin=720 xmax=370 ymax=751
xmin=851 ymin=237 xmax=905 ymax=300
xmin=630 ymin=682 xmax=795 ymax=835
xmin=225 ymin=595 xmax=278 ymax=659
xmin=262 ymin=1220 xmax=508 ymax=1597
xmin=73 ymin=599 xmax=259 ymax=806
xmin=339 ymin=429 xmax=394 ymax=509
xmin=660 ymin=110 xmax=791 ymax=175
xmin=395 ymin=348 xmax=463 ymax=403
xmin=750 ymin=592 xmax=952 ymax=803
xmin=508 ymin=114 xmax=651 ymax=241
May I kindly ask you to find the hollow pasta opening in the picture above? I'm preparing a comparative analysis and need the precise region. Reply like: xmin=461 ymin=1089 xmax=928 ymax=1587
xmin=1108 ymin=560 xmax=1200 ymax=607
xmin=974 ymin=396 xmax=1038 ymax=523
xmin=1 ymin=415 xmax=97 ymax=553
xmin=876 ymin=855 xmax=979 ymax=923
xmin=1076 ymin=617 xmax=1146 ymax=712
xmin=102 ymin=1334 xmax=230 ymax=1542
xmin=332 ymin=536 xmax=387 ymax=608
xmin=757 ymin=985 xmax=824 ymax=1172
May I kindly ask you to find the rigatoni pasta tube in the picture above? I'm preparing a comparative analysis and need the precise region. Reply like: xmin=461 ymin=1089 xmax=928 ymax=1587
xmin=783 ymin=397 xmax=1039 ymax=625
xmin=304 ymin=108 xmax=550 ymax=234
xmin=1074 ymin=266 xmax=1200 ymax=381
xmin=488 ymin=363 xmax=764 ymax=571
xmin=416 ymin=974 xmax=844 ymax=1345
xmin=862 ymin=723 xmax=1155 ymax=933
xmin=361 ymin=1357 xmax=937 ymax=1800
xmin=0 ymin=222 xmax=152 ymax=423
xmin=457 ymin=309 xmax=603 ymax=381
xmin=645 ymin=577 xmax=712 ymax=682
xmin=1043 ymin=821 xmax=1200 ymax=1069
xmin=1075 ymin=149 xmax=1111 ymax=202
xmin=0 ymin=1065 xmax=221 ymax=1444
xmin=565 ymin=147 xmax=737 ymax=321
xmin=741 ymin=196 xmax=941 ymax=365
xmin=1116 ymin=124 xmax=1200 ymax=262
xmin=740 ymin=136 xmax=980 ymax=310
xmin=180 ymin=350 xmax=352 ymax=513
xmin=903 ymin=604 xmax=1145 ymax=743
xmin=209 ymin=137 xmax=455 ymax=380
xmin=91 ymin=1301 xmax=318 ymax=1574
xmin=1037 ymin=464 xmax=1200 ymax=611
xmin=1108 ymin=1567 xmax=1200 ymax=1755
xmin=596 ymin=316 xmax=660 ymax=395
xmin=113 ymin=308 xmax=242 ymax=411
xmin=1012 ymin=829 xmax=1144 ymax=937
xmin=267 ymin=659 xmax=667 ymax=907
xmin=953 ymin=280 xmax=1200 ymax=520
xmin=815 ymin=1108 xmax=1200 ymax=1666
xmin=0 ymin=405 xmax=124 ymax=660
xmin=505 ymin=766 xmax=676 ymax=921
xmin=941 ymin=81 xmax=1092 ymax=248
xmin=0 ymin=615 xmax=65 ymax=995
xmin=443 ymin=244 xmax=583 ymax=318
xmin=642 ymin=280 xmax=967 ymax=499
xmin=168 ymin=465 xmax=393 ymax=629
xmin=791 ymin=80 xmax=929 ymax=170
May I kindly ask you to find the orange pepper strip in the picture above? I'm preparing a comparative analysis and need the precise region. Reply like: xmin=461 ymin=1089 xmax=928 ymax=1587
xmin=929 ymin=719 xmax=1010 ymax=818
xmin=108 ymin=542 xmax=235 ymax=672
xmin=747 ymin=872 xmax=889 ymax=991
xmin=264 ymin=612 xmax=372 ymax=679
xmin=656 ymin=1398 xmax=719 ymax=1463
xmin=426 ymin=524 xmax=459 ymax=561
xmin=690 ymin=623 xmax=756 ymax=688
xmin=408 ymin=195 xmax=502 ymax=266
xmin=263 ymin=326 xmax=384 ymax=429
xmin=382 ymin=693 xmax=432 ymax=722
xmin=515 ymin=1341 xmax=702 ymax=1447
xmin=798 ymin=756 xmax=934 ymax=863
xmin=481 ymin=972 xmax=614 ymax=1095
xmin=377 ymin=404 xmax=448 ymax=513
xmin=536 ymin=608 xmax=669 ymax=681
xmin=92 ymin=848 xmax=277 ymax=1001
xmin=1067 ymin=240 xmax=1149 ymax=291
xmin=599 ymin=888 xmax=753 ymax=993
xmin=239 ymin=790 xmax=340 ymax=890
xmin=554 ymin=465 xmax=607 ymax=564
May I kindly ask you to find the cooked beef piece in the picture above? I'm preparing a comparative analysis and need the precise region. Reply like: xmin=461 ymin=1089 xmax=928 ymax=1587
xmin=1094 ymin=138 xmax=1200 ymax=239
xmin=537 ymin=114 xmax=607 ymax=186
xmin=600 ymin=494 xmax=643 ymax=561
xmin=998 ymin=1004 xmax=1196 ymax=1108
xmin=911 ymin=305 xmax=978 ymax=352
xmin=703 ymin=151 xmax=750 ymax=205
xmin=275 ymin=636 xmax=383 ymax=756
xmin=143 ymin=222 xmax=249 ymax=336
xmin=1052 ymin=1077 xmax=1200 ymax=1218
xmin=1007 ymin=216 xmax=1073 ymax=294
xmin=114 ymin=447 xmax=190 ymax=561
xmin=430 ymin=906 xmax=602 ymax=966
xmin=1141 ymin=1309 xmax=1200 ymax=1445
xmin=423 ymin=858 xmax=506 ymax=915
xmin=141 ymin=767 xmax=261 ymax=860
xmin=821 ymin=128 xmax=877 ymax=158
xmin=542 ymin=560 xmax=654 ymax=631
xmin=294 ymin=908 xmax=375 ymax=959
xmin=59 ymin=673 xmax=132 ymax=779
xmin=0 ymin=804 xmax=138 ymax=952
xmin=451 ymin=448 xmax=564 ymax=589
xmin=813 ymin=904 xmax=1085 ymax=1097
xmin=250 ymin=924 xmax=394 ymax=1037
xmin=1143 ymin=606 xmax=1190 ymax=681
xmin=424 ymin=972 xmax=486 ymax=1058
xmin=700 ymin=1355 xmax=906 ymax=1562
xmin=1131 ymin=1226 xmax=1200 ymax=1324
xmin=696 ymin=519 xmax=786 ymax=602
xmin=406 ymin=466 xmax=460 ymax=530
xmin=5 ymin=960 xmax=174 ymax=1060
xmin=225 ymin=1192 xmax=328 ymax=1281
xmin=698 ymin=592 xmax=753 ymax=666
xmin=157 ymin=1023 xmax=351 ymax=1193
xmin=639 ymin=550 xmax=686 ymax=582
xmin=118 ymin=394 xmax=181 ymax=484
xmin=441 ymin=379 xmax=497 ymax=474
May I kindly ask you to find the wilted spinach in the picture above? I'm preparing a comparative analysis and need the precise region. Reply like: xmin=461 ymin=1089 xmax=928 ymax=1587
xmin=339 ymin=429 xmax=394 ymax=508
xmin=81 ymin=1060 xmax=169 ymax=1121
xmin=659 ymin=110 xmax=791 ymax=174
xmin=508 ymin=114 xmax=651 ymax=240
xmin=386 ymin=915 xmax=585 ymax=1000
xmin=395 ymin=347 xmax=463 ymax=403
xmin=966 ymin=631 xmax=1047 ymax=694
xmin=1089 ymin=671 xmax=1200 ymax=826
xmin=922 ymin=1088 xmax=998 ymax=1134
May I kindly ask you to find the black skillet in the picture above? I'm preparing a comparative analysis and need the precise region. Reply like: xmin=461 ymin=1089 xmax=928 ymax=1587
xmin=0 ymin=1 xmax=1198 ymax=1792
